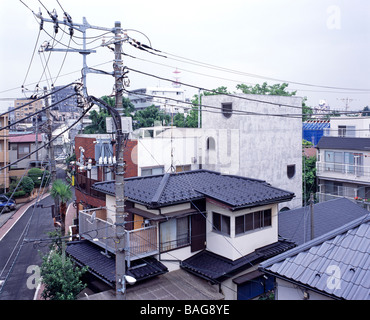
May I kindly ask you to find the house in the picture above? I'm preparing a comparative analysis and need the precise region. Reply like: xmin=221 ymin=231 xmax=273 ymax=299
xmin=316 ymin=117 xmax=370 ymax=211
xmin=0 ymin=115 xmax=10 ymax=191
xmin=201 ymin=93 xmax=303 ymax=210
xmin=127 ymin=86 xmax=190 ymax=114
xmin=67 ymin=169 xmax=296 ymax=300
xmin=259 ymin=214 xmax=370 ymax=300
xmin=279 ymin=197 xmax=369 ymax=245
xmin=73 ymin=133 xmax=138 ymax=211
xmin=8 ymin=133 xmax=48 ymax=179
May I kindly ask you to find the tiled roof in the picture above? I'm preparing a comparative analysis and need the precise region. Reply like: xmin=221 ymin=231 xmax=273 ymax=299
xmin=317 ymin=136 xmax=370 ymax=151
xmin=279 ymin=198 xmax=369 ymax=245
xmin=9 ymin=133 xmax=43 ymax=143
xmin=260 ymin=214 xmax=370 ymax=300
xmin=92 ymin=170 xmax=294 ymax=209
xmin=181 ymin=240 xmax=296 ymax=283
xmin=66 ymin=240 xmax=168 ymax=286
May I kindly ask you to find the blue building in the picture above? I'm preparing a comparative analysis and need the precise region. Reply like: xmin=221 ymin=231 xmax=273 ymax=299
xmin=302 ymin=120 xmax=330 ymax=146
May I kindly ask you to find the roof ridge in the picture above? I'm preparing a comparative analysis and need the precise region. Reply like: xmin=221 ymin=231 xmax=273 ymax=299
xmin=151 ymin=173 xmax=171 ymax=204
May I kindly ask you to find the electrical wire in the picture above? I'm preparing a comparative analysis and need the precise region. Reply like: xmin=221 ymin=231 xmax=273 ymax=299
xmin=0 ymin=102 xmax=92 ymax=172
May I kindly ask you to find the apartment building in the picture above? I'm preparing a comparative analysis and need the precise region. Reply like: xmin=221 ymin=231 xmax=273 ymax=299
xmin=316 ymin=117 xmax=370 ymax=211
xmin=0 ymin=115 xmax=10 ymax=191
xmin=11 ymin=98 xmax=44 ymax=130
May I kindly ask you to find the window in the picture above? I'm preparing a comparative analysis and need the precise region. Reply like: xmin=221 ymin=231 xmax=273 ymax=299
xmin=213 ymin=212 xmax=230 ymax=236
xmin=221 ymin=103 xmax=232 ymax=119
xmin=235 ymin=209 xmax=272 ymax=235
xmin=18 ymin=144 xmax=30 ymax=159
xmin=160 ymin=216 xmax=190 ymax=252
xmin=287 ymin=165 xmax=296 ymax=179
xmin=206 ymin=137 xmax=215 ymax=150
xmin=141 ymin=166 xmax=164 ymax=176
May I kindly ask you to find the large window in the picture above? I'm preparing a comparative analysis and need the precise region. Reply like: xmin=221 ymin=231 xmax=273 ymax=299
xmin=18 ymin=144 xmax=30 ymax=159
xmin=235 ymin=209 xmax=272 ymax=235
xmin=160 ymin=216 xmax=190 ymax=252
xmin=213 ymin=212 xmax=230 ymax=236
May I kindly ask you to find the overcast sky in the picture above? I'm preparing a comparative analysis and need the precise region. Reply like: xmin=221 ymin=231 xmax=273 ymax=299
xmin=0 ymin=0 xmax=369 ymax=112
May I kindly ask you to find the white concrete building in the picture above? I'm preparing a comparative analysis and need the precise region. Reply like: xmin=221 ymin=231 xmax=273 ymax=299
xmin=201 ymin=94 xmax=303 ymax=210
xmin=127 ymin=87 xmax=190 ymax=114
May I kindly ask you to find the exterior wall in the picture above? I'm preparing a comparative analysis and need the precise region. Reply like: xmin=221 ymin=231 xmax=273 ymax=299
xmin=205 ymin=201 xmax=278 ymax=261
xmin=325 ymin=117 xmax=370 ymax=138
xmin=75 ymin=134 xmax=138 ymax=179
xmin=0 ymin=115 xmax=9 ymax=190
xmin=275 ymin=278 xmax=333 ymax=300
xmin=202 ymin=94 xmax=302 ymax=210
xmin=136 ymin=128 xmax=200 ymax=175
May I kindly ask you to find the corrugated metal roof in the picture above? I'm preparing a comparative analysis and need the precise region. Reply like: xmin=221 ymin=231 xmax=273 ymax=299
xmin=260 ymin=215 xmax=370 ymax=300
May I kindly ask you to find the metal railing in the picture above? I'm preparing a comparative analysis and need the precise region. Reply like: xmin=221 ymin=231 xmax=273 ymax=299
xmin=316 ymin=162 xmax=370 ymax=180
xmin=79 ymin=208 xmax=158 ymax=262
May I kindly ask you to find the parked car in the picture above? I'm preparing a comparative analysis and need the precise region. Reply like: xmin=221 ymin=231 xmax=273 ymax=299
xmin=0 ymin=195 xmax=16 ymax=212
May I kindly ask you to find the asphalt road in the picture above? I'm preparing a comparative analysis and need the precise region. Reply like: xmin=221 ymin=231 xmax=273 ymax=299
xmin=0 ymin=194 xmax=56 ymax=300
xmin=0 ymin=166 xmax=68 ymax=300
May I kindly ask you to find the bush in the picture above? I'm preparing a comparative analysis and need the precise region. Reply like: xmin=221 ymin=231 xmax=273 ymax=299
xmin=27 ymin=168 xmax=51 ymax=187
xmin=20 ymin=176 xmax=34 ymax=195
xmin=6 ymin=190 xmax=26 ymax=198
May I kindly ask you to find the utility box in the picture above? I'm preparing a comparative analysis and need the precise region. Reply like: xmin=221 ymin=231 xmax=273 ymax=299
xmin=106 ymin=117 xmax=132 ymax=134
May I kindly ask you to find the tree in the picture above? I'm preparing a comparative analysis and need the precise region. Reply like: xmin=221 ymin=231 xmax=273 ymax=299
xmin=236 ymin=82 xmax=296 ymax=96
xmin=133 ymin=105 xmax=170 ymax=129
xmin=361 ymin=106 xmax=370 ymax=117
xmin=50 ymin=179 xmax=72 ymax=231
xmin=83 ymin=108 xmax=109 ymax=134
xmin=40 ymin=250 xmax=87 ymax=300
xmin=303 ymin=155 xmax=317 ymax=206
xmin=27 ymin=168 xmax=50 ymax=187
xmin=20 ymin=176 xmax=34 ymax=195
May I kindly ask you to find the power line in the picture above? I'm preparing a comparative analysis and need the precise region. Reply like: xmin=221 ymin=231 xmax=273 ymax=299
xmin=127 ymin=38 xmax=370 ymax=93
xmin=0 ymin=102 xmax=92 ymax=171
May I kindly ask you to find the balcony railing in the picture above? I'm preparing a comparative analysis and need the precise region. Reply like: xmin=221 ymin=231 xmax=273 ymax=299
xmin=79 ymin=208 xmax=158 ymax=263
xmin=316 ymin=162 xmax=370 ymax=181
xmin=316 ymin=192 xmax=370 ymax=211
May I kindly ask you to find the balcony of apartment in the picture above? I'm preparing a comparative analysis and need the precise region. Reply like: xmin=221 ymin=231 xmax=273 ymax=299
xmin=323 ymin=127 xmax=370 ymax=138
xmin=316 ymin=184 xmax=370 ymax=211
xmin=316 ymin=161 xmax=370 ymax=184
xmin=0 ymin=150 xmax=9 ymax=163
xmin=79 ymin=208 xmax=159 ymax=264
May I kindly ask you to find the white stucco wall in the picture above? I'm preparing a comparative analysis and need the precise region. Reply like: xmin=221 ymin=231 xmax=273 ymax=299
xmin=202 ymin=94 xmax=303 ymax=210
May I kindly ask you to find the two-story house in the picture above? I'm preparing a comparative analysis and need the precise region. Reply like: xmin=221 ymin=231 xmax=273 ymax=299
xmin=67 ymin=169 xmax=296 ymax=300
xmin=316 ymin=117 xmax=370 ymax=211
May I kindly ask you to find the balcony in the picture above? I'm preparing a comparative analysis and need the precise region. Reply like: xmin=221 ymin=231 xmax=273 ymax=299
xmin=316 ymin=161 xmax=370 ymax=183
xmin=79 ymin=208 xmax=159 ymax=264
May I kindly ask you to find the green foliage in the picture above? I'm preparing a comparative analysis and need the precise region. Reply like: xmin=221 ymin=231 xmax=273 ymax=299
xmin=236 ymin=82 xmax=296 ymax=96
xmin=362 ymin=106 xmax=370 ymax=117
xmin=303 ymin=155 xmax=317 ymax=206
xmin=50 ymin=179 xmax=72 ymax=205
xmin=20 ymin=176 xmax=34 ymax=195
xmin=27 ymin=168 xmax=50 ymax=187
xmin=83 ymin=108 xmax=109 ymax=134
xmin=133 ymin=105 xmax=170 ymax=129
xmin=40 ymin=250 xmax=87 ymax=300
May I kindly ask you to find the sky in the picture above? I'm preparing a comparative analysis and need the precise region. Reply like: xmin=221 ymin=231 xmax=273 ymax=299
xmin=0 ymin=0 xmax=369 ymax=113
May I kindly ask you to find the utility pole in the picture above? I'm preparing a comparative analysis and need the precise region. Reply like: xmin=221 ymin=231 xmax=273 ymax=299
xmin=310 ymin=192 xmax=314 ymax=241
xmin=112 ymin=21 xmax=127 ymax=300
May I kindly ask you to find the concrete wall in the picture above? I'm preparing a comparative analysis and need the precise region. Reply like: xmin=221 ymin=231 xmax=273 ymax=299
xmin=202 ymin=94 xmax=303 ymax=210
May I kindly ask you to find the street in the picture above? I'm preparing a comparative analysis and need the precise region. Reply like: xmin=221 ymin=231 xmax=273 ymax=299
xmin=0 ymin=167 xmax=68 ymax=300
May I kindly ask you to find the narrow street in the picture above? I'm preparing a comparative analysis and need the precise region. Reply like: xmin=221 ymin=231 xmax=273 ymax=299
xmin=0 ymin=167 xmax=70 ymax=300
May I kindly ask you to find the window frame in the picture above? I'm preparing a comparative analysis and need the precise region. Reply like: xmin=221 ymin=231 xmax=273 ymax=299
xmin=212 ymin=212 xmax=231 ymax=236
xmin=235 ymin=209 xmax=272 ymax=236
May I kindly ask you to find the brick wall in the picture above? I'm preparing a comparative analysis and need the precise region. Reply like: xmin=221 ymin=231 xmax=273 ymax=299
xmin=75 ymin=135 xmax=138 ymax=179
